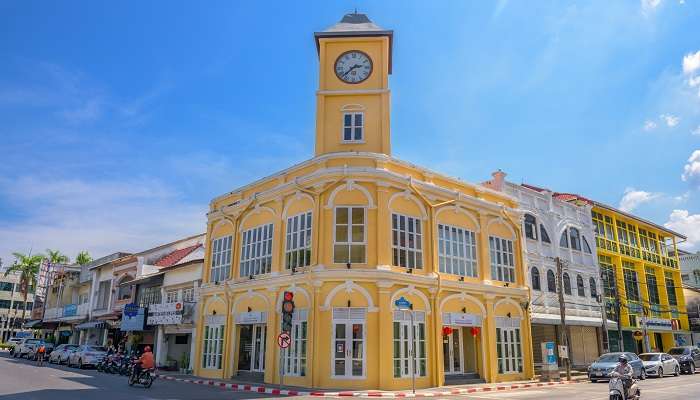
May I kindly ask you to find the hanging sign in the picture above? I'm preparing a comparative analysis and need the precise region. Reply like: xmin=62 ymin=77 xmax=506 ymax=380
xmin=278 ymin=332 xmax=291 ymax=349
xmin=394 ymin=297 xmax=412 ymax=310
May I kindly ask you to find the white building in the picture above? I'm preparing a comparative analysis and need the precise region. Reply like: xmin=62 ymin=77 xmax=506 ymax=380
xmin=680 ymin=250 xmax=700 ymax=289
xmin=499 ymin=176 xmax=610 ymax=368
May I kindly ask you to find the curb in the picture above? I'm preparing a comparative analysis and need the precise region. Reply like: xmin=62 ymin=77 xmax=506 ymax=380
xmin=156 ymin=375 xmax=582 ymax=397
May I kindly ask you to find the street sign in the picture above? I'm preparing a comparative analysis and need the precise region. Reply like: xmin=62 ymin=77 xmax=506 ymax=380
xmin=278 ymin=332 xmax=291 ymax=349
xmin=394 ymin=296 xmax=412 ymax=310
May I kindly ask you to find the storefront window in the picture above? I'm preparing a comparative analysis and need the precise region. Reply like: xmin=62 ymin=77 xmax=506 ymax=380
xmin=496 ymin=318 xmax=523 ymax=374
xmin=202 ymin=323 xmax=224 ymax=369
xmin=283 ymin=309 xmax=308 ymax=376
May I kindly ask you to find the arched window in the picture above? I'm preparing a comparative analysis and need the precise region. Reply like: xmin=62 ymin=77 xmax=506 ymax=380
xmin=524 ymin=214 xmax=537 ymax=240
xmin=569 ymin=227 xmax=581 ymax=251
xmin=563 ymin=272 xmax=572 ymax=295
xmin=531 ymin=267 xmax=541 ymax=291
xmin=540 ymin=225 xmax=551 ymax=244
xmin=582 ymin=236 xmax=592 ymax=254
xmin=547 ymin=270 xmax=556 ymax=293
xmin=560 ymin=230 xmax=569 ymax=248
xmin=576 ymin=274 xmax=585 ymax=297
xmin=590 ymin=277 xmax=598 ymax=299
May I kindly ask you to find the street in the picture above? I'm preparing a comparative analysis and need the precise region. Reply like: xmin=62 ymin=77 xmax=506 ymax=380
xmin=0 ymin=352 xmax=270 ymax=400
xmin=4 ymin=352 xmax=700 ymax=400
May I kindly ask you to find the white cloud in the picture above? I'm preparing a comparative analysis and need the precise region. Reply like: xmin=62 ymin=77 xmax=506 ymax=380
xmin=683 ymin=51 xmax=700 ymax=75
xmin=693 ymin=125 xmax=700 ymax=136
xmin=619 ymin=187 xmax=663 ymax=212
xmin=660 ymin=113 xmax=680 ymax=127
xmin=0 ymin=176 xmax=206 ymax=268
xmin=644 ymin=120 xmax=657 ymax=131
xmin=665 ymin=209 xmax=700 ymax=251
xmin=641 ymin=0 xmax=662 ymax=13
xmin=682 ymin=150 xmax=700 ymax=183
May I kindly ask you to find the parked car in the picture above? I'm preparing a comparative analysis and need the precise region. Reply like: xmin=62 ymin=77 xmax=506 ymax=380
xmin=13 ymin=338 xmax=40 ymax=358
xmin=587 ymin=352 xmax=646 ymax=382
xmin=27 ymin=341 xmax=54 ymax=360
xmin=668 ymin=346 xmax=700 ymax=374
xmin=639 ymin=352 xmax=680 ymax=377
xmin=49 ymin=344 xmax=79 ymax=364
xmin=67 ymin=345 xmax=107 ymax=369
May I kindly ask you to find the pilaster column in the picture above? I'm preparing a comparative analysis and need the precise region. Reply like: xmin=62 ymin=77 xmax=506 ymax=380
xmin=377 ymin=280 xmax=393 ymax=389
xmin=311 ymin=280 xmax=323 ymax=388
xmin=265 ymin=287 xmax=279 ymax=384
xmin=478 ymin=212 xmax=492 ymax=282
xmin=484 ymin=295 xmax=498 ymax=383
xmin=377 ymin=184 xmax=391 ymax=269
xmin=429 ymin=288 xmax=443 ymax=388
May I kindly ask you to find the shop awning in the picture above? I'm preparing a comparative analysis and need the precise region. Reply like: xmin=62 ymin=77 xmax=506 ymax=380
xmin=76 ymin=321 xmax=107 ymax=330
xmin=23 ymin=320 xmax=43 ymax=328
xmin=531 ymin=312 xmax=618 ymax=328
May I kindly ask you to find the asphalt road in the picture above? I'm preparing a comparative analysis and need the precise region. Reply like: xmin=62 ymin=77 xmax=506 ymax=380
xmin=4 ymin=351 xmax=700 ymax=400
xmin=0 ymin=352 xmax=272 ymax=400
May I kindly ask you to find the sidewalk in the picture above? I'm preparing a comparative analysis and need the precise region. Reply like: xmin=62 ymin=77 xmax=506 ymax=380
xmin=154 ymin=371 xmax=588 ymax=397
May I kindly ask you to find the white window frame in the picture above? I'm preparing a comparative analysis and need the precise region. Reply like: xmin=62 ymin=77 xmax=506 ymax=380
xmin=438 ymin=224 xmax=478 ymax=277
xmin=489 ymin=236 xmax=515 ymax=283
xmin=210 ymin=235 xmax=232 ymax=282
xmin=165 ymin=289 xmax=179 ymax=303
xmin=392 ymin=310 xmax=427 ymax=378
xmin=240 ymin=223 xmax=274 ymax=277
xmin=342 ymin=112 xmax=364 ymax=143
xmin=391 ymin=213 xmax=424 ymax=269
xmin=285 ymin=211 xmax=312 ymax=269
xmin=202 ymin=323 xmax=224 ymax=369
xmin=282 ymin=309 xmax=308 ymax=376
xmin=331 ymin=307 xmax=367 ymax=379
xmin=182 ymin=287 xmax=195 ymax=303
xmin=333 ymin=207 xmax=367 ymax=264
xmin=496 ymin=318 xmax=523 ymax=374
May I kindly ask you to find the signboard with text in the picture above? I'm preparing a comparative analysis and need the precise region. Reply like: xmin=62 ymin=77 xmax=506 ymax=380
xmin=121 ymin=306 xmax=146 ymax=331
xmin=147 ymin=302 xmax=187 ymax=325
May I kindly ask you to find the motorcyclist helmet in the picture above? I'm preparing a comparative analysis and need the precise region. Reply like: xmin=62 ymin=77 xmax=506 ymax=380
xmin=144 ymin=345 xmax=152 ymax=352
xmin=618 ymin=354 xmax=627 ymax=364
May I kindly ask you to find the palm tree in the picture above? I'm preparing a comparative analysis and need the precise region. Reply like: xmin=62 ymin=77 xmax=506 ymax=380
xmin=75 ymin=251 xmax=92 ymax=266
xmin=4 ymin=252 xmax=44 ymax=336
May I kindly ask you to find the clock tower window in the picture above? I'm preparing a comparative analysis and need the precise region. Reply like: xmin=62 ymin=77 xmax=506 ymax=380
xmin=342 ymin=112 xmax=364 ymax=142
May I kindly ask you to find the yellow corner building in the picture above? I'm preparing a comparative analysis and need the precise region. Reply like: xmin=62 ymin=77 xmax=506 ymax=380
xmin=194 ymin=13 xmax=534 ymax=390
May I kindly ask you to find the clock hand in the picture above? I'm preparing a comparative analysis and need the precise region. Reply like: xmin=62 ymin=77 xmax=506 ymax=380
xmin=342 ymin=64 xmax=362 ymax=78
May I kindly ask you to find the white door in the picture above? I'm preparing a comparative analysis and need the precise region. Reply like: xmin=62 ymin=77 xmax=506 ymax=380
xmin=251 ymin=324 xmax=266 ymax=372
xmin=332 ymin=321 xmax=365 ymax=378
xmin=443 ymin=327 xmax=463 ymax=375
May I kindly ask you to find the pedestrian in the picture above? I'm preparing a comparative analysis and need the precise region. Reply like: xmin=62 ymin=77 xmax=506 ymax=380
xmin=36 ymin=342 xmax=46 ymax=367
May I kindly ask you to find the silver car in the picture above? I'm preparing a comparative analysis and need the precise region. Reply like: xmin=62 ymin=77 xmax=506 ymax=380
xmin=639 ymin=352 xmax=680 ymax=377
xmin=67 ymin=345 xmax=107 ymax=369
xmin=49 ymin=344 xmax=78 ymax=364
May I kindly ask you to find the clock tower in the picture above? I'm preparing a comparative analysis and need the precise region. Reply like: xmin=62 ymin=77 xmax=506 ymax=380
xmin=314 ymin=13 xmax=393 ymax=156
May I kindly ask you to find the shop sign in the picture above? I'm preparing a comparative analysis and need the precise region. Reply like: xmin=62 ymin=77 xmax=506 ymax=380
xmin=147 ymin=302 xmax=187 ymax=325
xmin=206 ymin=315 xmax=226 ymax=325
xmin=63 ymin=304 xmax=77 ymax=317
xmin=124 ymin=303 xmax=140 ymax=318
xmin=542 ymin=342 xmax=557 ymax=365
xmin=449 ymin=312 xmax=479 ymax=327
xmin=121 ymin=306 xmax=146 ymax=331
xmin=643 ymin=318 xmax=673 ymax=331
xmin=236 ymin=311 xmax=265 ymax=324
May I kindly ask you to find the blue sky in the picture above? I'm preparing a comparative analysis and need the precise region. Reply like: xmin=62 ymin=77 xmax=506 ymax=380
xmin=1 ymin=0 xmax=699 ymax=265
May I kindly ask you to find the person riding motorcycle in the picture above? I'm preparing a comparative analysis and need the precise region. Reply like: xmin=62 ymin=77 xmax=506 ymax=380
xmin=133 ymin=346 xmax=154 ymax=379
xmin=611 ymin=354 xmax=633 ymax=397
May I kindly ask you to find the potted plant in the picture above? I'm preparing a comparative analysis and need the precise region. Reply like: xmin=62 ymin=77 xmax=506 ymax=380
xmin=180 ymin=352 xmax=190 ymax=374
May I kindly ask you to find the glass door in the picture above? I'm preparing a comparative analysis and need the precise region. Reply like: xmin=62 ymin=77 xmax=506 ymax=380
xmin=443 ymin=327 xmax=463 ymax=375
xmin=332 ymin=321 xmax=365 ymax=378
xmin=238 ymin=325 xmax=253 ymax=371
xmin=251 ymin=324 xmax=266 ymax=372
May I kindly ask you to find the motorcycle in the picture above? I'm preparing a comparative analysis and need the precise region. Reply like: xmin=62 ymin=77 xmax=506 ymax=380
xmin=128 ymin=362 xmax=155 ymax=388
xmin=609 ymin=372 xmax=640 ymax=400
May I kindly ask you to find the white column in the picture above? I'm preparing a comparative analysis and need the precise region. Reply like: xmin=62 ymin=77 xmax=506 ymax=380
xmin=189 ymin=327 xmax=196 ymax=371
xmin=155 ymin=325 xmax=166 ymax=366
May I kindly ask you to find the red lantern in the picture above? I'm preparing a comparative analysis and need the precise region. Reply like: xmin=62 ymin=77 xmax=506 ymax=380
xmin=470 ymin=327 xmax=480 ymax=337
xmin=442 ymin=326 xmax=453 ymax=336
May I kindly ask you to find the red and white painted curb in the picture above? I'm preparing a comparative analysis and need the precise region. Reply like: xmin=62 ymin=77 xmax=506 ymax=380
xmin=156 ymin=374 xmax=582 ymax=397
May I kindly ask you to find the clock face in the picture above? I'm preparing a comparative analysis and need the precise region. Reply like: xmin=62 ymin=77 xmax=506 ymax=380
xmin=335 ymin=50 xmax=373 ymax=84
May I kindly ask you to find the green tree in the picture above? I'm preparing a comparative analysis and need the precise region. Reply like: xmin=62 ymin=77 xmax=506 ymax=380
xmin=46 ymin=249 xmax=69 ymax=266
xmin=4 ymin=252 xmax=44 ymax=335
xmin=75 ymin=251 xmax=92 ymax=266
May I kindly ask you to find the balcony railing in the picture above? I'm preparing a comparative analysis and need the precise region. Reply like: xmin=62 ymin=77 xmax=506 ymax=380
xmin=596 ymin=236 xmax=678 ymax=269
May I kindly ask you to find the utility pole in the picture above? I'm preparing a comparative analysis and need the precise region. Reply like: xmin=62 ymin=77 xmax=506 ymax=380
xmin=556 ymin=257 xmax=571 ymax=381
xmin=614 ymin=268 xmax=623 ymax=352
xmin=598 ymin=294 xmax=610 ymax=353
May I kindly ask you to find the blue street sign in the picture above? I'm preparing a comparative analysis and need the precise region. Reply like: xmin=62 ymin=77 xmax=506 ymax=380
xmin=394 ymin=296 xmax=412 ymax=310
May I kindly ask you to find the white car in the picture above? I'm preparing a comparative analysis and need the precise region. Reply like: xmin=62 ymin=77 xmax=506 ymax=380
xmin=13 ymin=338 xmax=40 ymax=358
xmin=49 ymin=344 xmax=78 ymax=364
xmin=639 ymin=352 xmax=680 ymax=377
xmin=67 ymin=345 xmax=107 ymax=369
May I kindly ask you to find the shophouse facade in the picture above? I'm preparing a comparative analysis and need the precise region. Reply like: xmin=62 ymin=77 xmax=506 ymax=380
xmin=0 ymin=271 xmax=34 ymax=341
xmin=500 ymin=181 xmax=607 ymax=368
xmin=680 ymin=250 xmax=700 ymax=289
xmin=193 ymin=13 xmax=534 ymax=391
xmin=558 ymin=195 xmax=689 ymax=353
xmin=42 ymin=263 xmax=89 ymax=344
